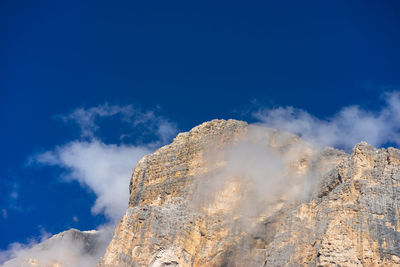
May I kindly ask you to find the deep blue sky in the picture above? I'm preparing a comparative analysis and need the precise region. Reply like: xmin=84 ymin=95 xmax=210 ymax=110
xmin=1 ymin=0 xmax=400 ymax=250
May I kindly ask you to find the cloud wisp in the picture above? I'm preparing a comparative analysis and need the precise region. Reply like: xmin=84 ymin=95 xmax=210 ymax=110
xmin=58 ymin=103 xmax=177 ymax=144
xmin=0 ymin=227 xmax=113 ymax=267
xmin=254 ymin=91 xmax=400 ymax=151
xmin=35 ymin=103 xmax=177 ymax=223
xmin=193 ymin=125 xmax=341 ymax=220
xmin=36 ymin=140 xmax=150 ymax=222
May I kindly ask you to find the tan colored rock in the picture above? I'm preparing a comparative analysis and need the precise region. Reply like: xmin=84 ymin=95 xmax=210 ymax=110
xmin=99 ymin=119 xmax=400 ymax=266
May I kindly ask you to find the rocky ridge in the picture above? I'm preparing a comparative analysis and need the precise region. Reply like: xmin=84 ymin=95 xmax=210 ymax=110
xmin=98 ymin=119 xmax=400 ymax=266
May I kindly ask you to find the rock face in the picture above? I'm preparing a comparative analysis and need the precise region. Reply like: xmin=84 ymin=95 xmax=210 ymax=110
xmin=264 ymin=141 xmax=400 ymax=266
xmin=99 ymin=119 xmax=400 ymax=266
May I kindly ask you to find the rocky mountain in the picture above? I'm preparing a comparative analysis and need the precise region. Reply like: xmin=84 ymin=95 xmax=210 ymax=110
xmin=99 ymin=119 xmax=400 ymax=266
xmin=5 ymin=119 xmax=400 ymax=266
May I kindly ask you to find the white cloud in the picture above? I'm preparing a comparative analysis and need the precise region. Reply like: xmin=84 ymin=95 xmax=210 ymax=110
xmin=58 ymin=103 xmax=177 ymax=143
xmin=36 ymin=140 xmax=151 ymax=221
xmin=58 ymin=104 xmax=132 ymax=138
xmin=1 ymin=182 xmax=22 ymax=214
xmin=1 ymin=227 xmax=113 ymax=267
xmin=192 ymin=125 xmax=333 ymax=219
xmin=253 ymin=91 xmax=400 ymax=150
xmin=34 ymin=103 xmax=177 ymax=222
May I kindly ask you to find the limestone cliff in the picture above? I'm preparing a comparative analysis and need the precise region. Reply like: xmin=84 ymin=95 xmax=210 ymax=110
xmin=98 ymin=119 xmax=400 ymax=266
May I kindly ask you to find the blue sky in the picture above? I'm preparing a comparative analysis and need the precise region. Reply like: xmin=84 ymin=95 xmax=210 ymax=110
xmin=1 ymin=0 xmax=400 ymax=258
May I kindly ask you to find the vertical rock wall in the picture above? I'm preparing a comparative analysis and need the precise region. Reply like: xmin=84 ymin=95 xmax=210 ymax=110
xmin=99 ymin=119 xmax=400 ymax=267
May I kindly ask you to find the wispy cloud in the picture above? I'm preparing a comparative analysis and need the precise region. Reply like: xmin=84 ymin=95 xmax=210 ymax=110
xmin=254 ymin=91 xmax=400 ymax=150
xmin=58 ymin=103 xmax=177 ymax=144
xmin=36 ymin=140 xmax=150 ymax=221
xmin=192 ymin=125 xmax=338 ymax=219
xmin=1 ymin=209 xmax=7 ymax=219
xmin=35 ymin=103 xmax=178 ymax=222
xmin=1 ymin=181 xmax=22 ymax=216
xmin=1 ymin=227 xmax=113 ymax=267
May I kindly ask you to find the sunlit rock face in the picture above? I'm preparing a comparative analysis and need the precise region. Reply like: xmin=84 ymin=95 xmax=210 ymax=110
xmin=98 ymin=119 xmax=400 ymax=266
xmin=263 ymin=141 xmax=400 ymax=266
xmin=3 ymin=229 xmax=105 ymax=267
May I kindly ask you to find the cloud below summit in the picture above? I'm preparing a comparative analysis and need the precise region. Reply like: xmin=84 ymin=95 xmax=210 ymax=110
xmin=254 ymin=91 xmax=400 ymax=150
